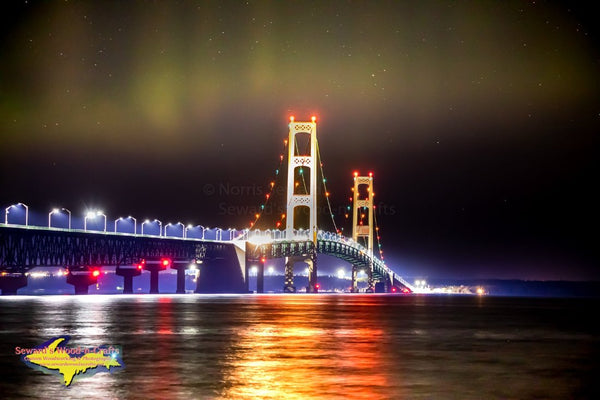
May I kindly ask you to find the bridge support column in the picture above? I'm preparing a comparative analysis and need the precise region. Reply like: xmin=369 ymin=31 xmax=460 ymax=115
xmin=306 ymin=254 xmax=318 ymax=293
xmin=284 ymin=257 xmax=296 ymax=293
xmin=366 ymin=265 xmax=375 ymax=293
xmin=195 ymin=255 xmax=246 ymax=294
xmin=244 ymin=259 xmax=250 ymax=293
xmin=66 ymin=270 xmax=99 ymax=295
xmin=257 ymin=263 xmax=264 ymax=294
xmin=142 ymin=258 xmax=171 ymax=294
xmin=0 ymin=273 xmax=28 ymax=295
xmin=285 ymin=254 xmax=318 ymax=293
xmin=115 ymin=266 xmax=142 ymax=294
xmin=171 ymin=265 xmax=187 ymax=294
xmin=146 ymin=266 xmax=161 ymax=294
xmin=351 ymin=265 xmax=358 ymax=293
xmin=194 ymin=262 xmax=205 ymax=293
xmin=385 ymin=276 xmax=394 ymax=293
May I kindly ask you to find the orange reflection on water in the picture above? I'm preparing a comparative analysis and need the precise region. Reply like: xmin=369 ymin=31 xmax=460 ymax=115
xmin=221 ymin=296 xmax=393 ymax=399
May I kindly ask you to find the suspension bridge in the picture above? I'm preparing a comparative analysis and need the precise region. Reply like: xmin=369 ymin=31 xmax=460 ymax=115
xmin=0 ymin=117 xmax=415 ymax=295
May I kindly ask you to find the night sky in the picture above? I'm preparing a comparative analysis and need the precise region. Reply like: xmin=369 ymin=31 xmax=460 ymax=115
xmin=1 ymin=1 xmax=598 ymax=281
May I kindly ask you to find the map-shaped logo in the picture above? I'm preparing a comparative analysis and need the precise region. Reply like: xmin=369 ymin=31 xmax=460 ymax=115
xmin=20 ymin=336 xmax=124 ymax=386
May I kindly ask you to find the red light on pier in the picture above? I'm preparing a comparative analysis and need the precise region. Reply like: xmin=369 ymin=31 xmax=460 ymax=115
xmin=161 ymin=258 xmax=171 ymax=268
xmin=315 ymin=283 xmax=320 ymax=290
xmin=92 ymin=269 xmax=100 ymax=277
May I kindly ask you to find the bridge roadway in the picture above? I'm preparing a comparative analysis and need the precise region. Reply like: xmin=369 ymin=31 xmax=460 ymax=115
xmin=0 ymin=224 xmax=414 ymax=295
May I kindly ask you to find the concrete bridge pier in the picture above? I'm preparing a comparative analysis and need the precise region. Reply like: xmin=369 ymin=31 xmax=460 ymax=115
xmin=256 ymin=263 xmax=264 ymax=294
xmin=66 ymin=269 xmax=99 ymax=294
xmin=384 ymin=276 xmax=395 ymax=293
xmin=284 ymin=253 xmax=318 ymax=293
xmin=283 ymin=257 xmax=296 ymax=293
xmin=351 ymin=265 xmax=359 ymax=293
xmin=0 ymin=273 xmax=28 ymax=295
xmin=170 ymin=261 xmax=190 ymax=294
xmin=143 ymin=259 xmax=170 ymax=294
xmin=195 ymin=256 xmax=246 ymax=294
xmin=115 ymin=265 xmax=142 ymax=294
xmin=306 ymin=256 xmax=318 ymax=293
xmin=366 ymin=265 xmax=375 ymax=293
xmin=146 ymin=266 xmax=161 ymax=294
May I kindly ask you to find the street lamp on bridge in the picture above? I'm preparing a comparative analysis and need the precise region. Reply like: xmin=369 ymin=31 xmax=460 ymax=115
xmin=49 ymin=208 xmax=71 ymax=229
xmin=115 ymin=216 xmax=136 ymax=234
xmin=165 ymin=222 xmax=184 ymax=238
xmin=142 ymin=219 xmax=162 ymax=236
xmin=185 ymin=224 xmax=205 ymax=240
xmin=4 ymin=203 xmax=29 ymax=226
xmin=84 ymin=210 xmax=107 ymax=232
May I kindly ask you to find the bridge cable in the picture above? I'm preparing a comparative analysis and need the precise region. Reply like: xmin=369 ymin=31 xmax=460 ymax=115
xmin=315 ymin=138 xmax=340 ymax=234
xmin=249 ymin=137 xmax=289 ymax=231
xmin=372 ymin=203 xmax=385 ymax=263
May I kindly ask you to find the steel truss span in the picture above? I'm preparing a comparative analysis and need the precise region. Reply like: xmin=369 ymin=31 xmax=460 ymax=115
xmin=0 ymin=226 xmax=225 ymax=271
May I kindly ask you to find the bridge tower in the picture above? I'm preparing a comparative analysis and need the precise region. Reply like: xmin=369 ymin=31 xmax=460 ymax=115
xmin=284 ymin=116 xmax=318 ymax=293
xmin=351 ymin=172 xmax=375 ymax=292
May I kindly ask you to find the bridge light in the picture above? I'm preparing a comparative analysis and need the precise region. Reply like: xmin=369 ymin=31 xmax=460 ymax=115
xmin=161 ymin=258 xmax=171 ymax=268
xmin=260 ymin=257 xmax=266 ymax=263
xmin=290 ymin=116 xmax=294 ymax=122
xmin=92 ymin=269 xmax=100 ymax=277
xmin=315 ymin=283 xmax=320 ymax=289
xmin=353 ymin=171 xmax=358 ymax=177
xmin=311 ymin=116 xmax=316 ymax=123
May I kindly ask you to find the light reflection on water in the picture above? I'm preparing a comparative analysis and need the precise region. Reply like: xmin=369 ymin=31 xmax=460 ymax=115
xmin=0 ymin=294 xmax=598 ymax=399
xmin=222 ymin=297 xmax=391 ymax=399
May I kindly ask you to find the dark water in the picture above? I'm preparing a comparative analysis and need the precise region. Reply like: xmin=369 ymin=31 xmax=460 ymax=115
xmin=1 ymin=294 xmax=598 ymax=399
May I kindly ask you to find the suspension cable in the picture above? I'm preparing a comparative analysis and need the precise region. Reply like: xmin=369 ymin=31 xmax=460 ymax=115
xmin=372 ymin=204 xmax=385 ymax=263
xmin=251 ymin=137 xmax=288 ymax=229
xmin=315 ymin=138 xmax=339 ymax=233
